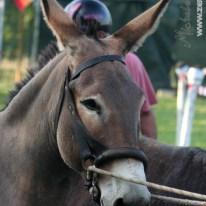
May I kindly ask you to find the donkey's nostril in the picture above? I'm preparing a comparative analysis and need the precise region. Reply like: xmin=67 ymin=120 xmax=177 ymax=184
xmin=113 ymin=198 xmax=124 ymax=206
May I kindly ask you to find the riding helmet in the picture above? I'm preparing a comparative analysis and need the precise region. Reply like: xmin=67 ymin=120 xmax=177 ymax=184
xmin=64 ymin=0 xmax=112 ymax=34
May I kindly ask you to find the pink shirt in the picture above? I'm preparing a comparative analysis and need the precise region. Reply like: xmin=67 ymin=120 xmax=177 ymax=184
xmin=125 ymin=52 xmax=157 ymax=112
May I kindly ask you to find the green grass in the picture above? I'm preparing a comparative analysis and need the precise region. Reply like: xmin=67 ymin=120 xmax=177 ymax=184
xmin=154 ymin=96 xmax=206 ymax=148
xmin=0 ymin=69 xmax=205 ymax=148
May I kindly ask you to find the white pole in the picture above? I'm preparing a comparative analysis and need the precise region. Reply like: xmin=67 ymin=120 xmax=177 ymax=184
xmin=0 ymin=0 xmax=5 ymax=61
xmin=199 ymin=68 xmax=206 ymax=96
xmin=30 ymin=0 xmax=40 ymax=65
xmin=178 ymin=67 xmax=205 ymax=147
xmin=175 ymin=65 xmax=189 ymax=145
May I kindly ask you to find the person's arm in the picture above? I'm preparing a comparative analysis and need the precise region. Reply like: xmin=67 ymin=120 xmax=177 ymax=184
xmin=140 ymin=110 xmax=157 ymax=139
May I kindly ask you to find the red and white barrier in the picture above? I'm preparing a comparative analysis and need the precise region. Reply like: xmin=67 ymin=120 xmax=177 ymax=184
xmin=175 ymin=65 xmax=189 ymax=145
xmin=176 ymin=66 xmax=205 ymax=146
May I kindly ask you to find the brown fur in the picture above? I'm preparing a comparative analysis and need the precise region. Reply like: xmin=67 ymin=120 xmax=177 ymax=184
xmin=139 ymin=137 xmax=206 ymax=206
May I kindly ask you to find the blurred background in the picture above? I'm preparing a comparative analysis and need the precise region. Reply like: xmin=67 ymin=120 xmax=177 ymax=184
xmin=0 ymin=0 xmax=206 ymax=147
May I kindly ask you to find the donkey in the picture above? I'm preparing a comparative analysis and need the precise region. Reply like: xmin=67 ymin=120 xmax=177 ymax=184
xmin=0 ymin=0 xmax=169 ymax=205
xmin=140 ymin=136 xmax=206 ymax=206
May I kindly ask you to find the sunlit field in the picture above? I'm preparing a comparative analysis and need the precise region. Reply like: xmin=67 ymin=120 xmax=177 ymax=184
xmin=155 ymin=96 xmax=206 ymax=148
xmin=0 ymin=69 xmax=206 ymax=148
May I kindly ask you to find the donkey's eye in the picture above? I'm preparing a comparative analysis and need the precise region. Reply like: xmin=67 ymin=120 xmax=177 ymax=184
xmin=80 ymin=99 xmax=101 ymax=114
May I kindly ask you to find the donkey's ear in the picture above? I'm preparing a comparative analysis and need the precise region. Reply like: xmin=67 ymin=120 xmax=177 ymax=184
xmin=40 ymin=0 xmax=81 ymax=50
xmin=107 ymin=0 xmax=170 ymax=54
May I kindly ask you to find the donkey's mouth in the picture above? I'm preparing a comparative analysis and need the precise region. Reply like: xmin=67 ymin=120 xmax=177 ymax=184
xmin=98 ymin=158 xmax=150 ymax=206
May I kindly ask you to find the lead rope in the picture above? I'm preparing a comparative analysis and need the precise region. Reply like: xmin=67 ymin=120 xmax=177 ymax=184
xmin=87 ymin=166 xmax=206 ymax=206
xmin=152 ymin=194 xmax=206 ymax=206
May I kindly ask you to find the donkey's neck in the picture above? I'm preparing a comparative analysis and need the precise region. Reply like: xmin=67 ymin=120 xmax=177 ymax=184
xmin=1 ymin=51 xmax=67 ymax=160
xmin=4 ymin=52 xmax=64 ymax=120
xmin=0 ymin=52 xmax=82 ymax=205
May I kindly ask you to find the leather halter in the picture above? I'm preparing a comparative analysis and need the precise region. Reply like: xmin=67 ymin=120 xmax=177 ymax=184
xmin=71 ymin=55 xmax=125 ymax=80
xmin=56 ymin=54 xmax=148 ymax=169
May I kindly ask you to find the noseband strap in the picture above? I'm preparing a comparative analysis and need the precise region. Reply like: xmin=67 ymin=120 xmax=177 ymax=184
xmin=94 ymin=148 xmax=148 ymax=170
xmin=71 ymin=55 xmax=125 ymax=80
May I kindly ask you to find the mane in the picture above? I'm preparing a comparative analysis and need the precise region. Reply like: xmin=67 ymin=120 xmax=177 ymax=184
xmin=5 ymin=42 xmax=59 ymax=107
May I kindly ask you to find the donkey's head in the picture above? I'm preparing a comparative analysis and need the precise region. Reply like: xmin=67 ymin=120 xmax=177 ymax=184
xmin=41 ymin=0 xmax=169 ymax=205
